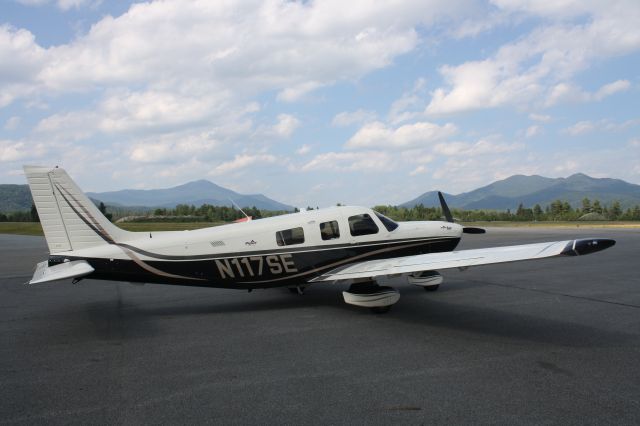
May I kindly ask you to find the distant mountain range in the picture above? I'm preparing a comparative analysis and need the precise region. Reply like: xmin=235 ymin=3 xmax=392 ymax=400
xmin=401 ymin=173 xmax=640 ymax=210
xmin=0 ymin=179 xmax=294 ymax=212
xmin=0 ymin=184 xmax=34 ymax=212
xmin=87 ymin=179 xmax=294 ymax=211
xmin=3 ymin=173 xmax=640 ymax=213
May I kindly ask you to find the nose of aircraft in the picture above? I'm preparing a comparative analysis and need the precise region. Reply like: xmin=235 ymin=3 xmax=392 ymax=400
xmin=397 ymin=220 xmax=464 ymax=239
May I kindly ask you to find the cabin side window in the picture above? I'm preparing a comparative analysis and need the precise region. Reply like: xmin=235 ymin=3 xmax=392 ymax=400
xmin=320 ymin=220 xmax=340 ymax=240
xmin=348 ymin=214 xmax=379 ymax=236
xmin=276 ymin=227 xmax=305 ymax=246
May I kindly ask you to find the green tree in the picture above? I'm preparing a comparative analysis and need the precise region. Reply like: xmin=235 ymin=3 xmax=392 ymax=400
xmin=550 ymin=200 xmax=563 ymax=219
xmin=610 ymin=201 xmax=622 ymax=220
xmin=533 ymin=204 xmax=543 ymax=220
xmin=30 ymin=202 xmax=40 ymax=222
xmin=98 ymin=202 xmax=113 ymax=222
xmin=592 ymin=200 xmax=603 ymax=214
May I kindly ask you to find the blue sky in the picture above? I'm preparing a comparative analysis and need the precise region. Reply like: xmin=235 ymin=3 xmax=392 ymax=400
xmin=1 ymin=0 xmax=639 ymax=207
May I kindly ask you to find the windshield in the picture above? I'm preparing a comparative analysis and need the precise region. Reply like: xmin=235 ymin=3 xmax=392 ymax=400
xmin=373 ymin=211 xmax=399 ymax=232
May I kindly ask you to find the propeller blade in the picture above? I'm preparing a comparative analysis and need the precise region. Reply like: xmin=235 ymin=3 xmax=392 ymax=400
xmin=438 ymin=191 xmax=454 ymax=223
xmin=463 ymin=227 xmax=486 ymax=234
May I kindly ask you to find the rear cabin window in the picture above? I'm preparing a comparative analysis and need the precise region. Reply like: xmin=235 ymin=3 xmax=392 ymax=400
xmin=348 ymin=214 xmax=379 ymax=236
xmin=276 ymin=227 xmax=305 ymax=246
xmin=320 ymin=220 xmax=340 ymax=240
xmin=374 ymin=211 xmax=399 ymax=232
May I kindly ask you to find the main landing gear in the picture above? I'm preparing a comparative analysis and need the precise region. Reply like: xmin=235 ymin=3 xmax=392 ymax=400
xmin=408 ymin=271 xmax=442 ymax=292
xmin=342 ymin=281 xmax=400 ymax=314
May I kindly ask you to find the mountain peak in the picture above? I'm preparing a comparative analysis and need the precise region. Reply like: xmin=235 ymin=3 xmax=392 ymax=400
xmin=175 ymin=179 xmax=222 ymax=190
xmin=565 ymin=172 xmax=592 ymax=181
xmin=85 ymin=179 xmax=294 ymax=210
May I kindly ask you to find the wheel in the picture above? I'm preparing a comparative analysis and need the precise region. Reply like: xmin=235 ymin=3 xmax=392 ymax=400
xmin=423 ymin=284 xmax=440 ymax=292
xmin=370 ymin=305 xmax=391 ymax=314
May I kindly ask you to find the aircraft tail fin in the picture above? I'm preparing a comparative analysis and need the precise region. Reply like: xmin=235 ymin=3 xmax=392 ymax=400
xmin=23 ymin=165 xmax=133 ymax=253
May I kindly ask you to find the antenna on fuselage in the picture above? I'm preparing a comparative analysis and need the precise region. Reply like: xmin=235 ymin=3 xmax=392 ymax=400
xmin=228 ymin=198 xmax=251 ymax=222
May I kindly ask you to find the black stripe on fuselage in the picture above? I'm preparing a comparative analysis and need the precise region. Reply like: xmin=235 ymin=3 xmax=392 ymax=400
xmin=49 ymin=236 xmax=460 ymax=289
xmin=116 ymin=235 xmax=450 ymax=261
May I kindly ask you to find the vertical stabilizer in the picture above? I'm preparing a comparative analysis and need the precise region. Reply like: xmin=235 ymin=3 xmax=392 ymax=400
xmin=23 ymin=166 xmax=132 ymax=253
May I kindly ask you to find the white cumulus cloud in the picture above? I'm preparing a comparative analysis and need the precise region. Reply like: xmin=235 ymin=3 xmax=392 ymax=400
xmin=332 ymin=109 xmax=377 ymax=127
xmin=210 ymin=153 xmax=278 ymax=176
xmin=525 ymin=125 xmax=541 ymax=138
xmin=409 ymin=165 xmax=428 ymax=176
xmin=564 ymin=121 xmax=595 ymax=136
xmin=296 ymin=144 xmax=311 ymax=155
xmin=529 ymin=113 xmax=552 ymax=122
xmin=3 ymin=116 xmax=21 ymax=131
xmin=301 ymin=151 xmax=392 ymax=172
xmin=594 ymin=79 xmax=631 ymax=100
xmin=426 ymin=1 xmax=640 ymax=114
xmin=272 ymin=114 xmax=301 ymax=138
xmin=346 ymin=121 xmax=457 ymax=149
xmin=0 ymin=140 xmax=25 ymax=161
xmin=433 ymin=139 xmax=523 ymax=156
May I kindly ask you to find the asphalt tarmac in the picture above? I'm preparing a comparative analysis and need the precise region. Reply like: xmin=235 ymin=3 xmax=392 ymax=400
xmin=1 ymin=228 xmax=639 ymax=425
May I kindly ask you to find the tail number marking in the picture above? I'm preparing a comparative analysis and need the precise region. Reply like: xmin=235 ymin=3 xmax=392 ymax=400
xmin=215 ymin=254 xmax=297 ymax=279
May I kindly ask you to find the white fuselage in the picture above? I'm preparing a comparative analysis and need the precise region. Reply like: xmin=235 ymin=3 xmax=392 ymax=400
xmin=50 ymin=206 xmax=463 ymax=289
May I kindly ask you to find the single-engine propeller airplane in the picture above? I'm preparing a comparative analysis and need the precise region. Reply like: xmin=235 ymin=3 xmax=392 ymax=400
xmin=24 ymin=165 xmax=615 ymax=313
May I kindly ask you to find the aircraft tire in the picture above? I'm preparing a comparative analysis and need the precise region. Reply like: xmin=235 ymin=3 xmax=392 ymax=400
xmin=423 ymin=284 xmax=440 ymax=292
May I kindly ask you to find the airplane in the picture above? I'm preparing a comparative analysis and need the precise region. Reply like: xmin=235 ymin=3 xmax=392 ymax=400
xmin=24 ymin=165 xmax=615 ymax=313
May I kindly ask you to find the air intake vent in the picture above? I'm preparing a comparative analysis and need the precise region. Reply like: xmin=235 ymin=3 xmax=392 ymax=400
xmin=210 ymin=240 xmax=225 ymax=247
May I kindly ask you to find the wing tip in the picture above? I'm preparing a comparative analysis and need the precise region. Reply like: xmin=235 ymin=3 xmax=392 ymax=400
xmin=561 ymin=238 xmax=616 ymax=256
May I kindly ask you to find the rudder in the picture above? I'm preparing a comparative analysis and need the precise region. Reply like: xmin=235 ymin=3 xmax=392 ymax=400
xmin=24 ymin=166 xmax=132 ymax=253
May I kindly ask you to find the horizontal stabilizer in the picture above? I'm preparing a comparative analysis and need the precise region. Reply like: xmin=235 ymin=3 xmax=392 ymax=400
xmin=28 ymin=260 xmax=94 ymax=285
xmin=311 ymin=238 xmax=615 ymax=282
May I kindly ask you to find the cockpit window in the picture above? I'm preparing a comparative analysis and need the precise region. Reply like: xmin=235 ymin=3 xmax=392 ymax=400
xmin=374 ymin=211 xmax=399 ymax=232
xmin=276 ymin=227 xmax=305 ymax=246
xmin=320 ymin=220 xmax=340 ymax=240
xmin=348 ymin=214 xmax=379 ymax=236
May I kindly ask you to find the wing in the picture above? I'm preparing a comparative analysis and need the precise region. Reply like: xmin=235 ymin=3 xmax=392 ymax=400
xmin=310 ymin=238 xmax=615 ymax=282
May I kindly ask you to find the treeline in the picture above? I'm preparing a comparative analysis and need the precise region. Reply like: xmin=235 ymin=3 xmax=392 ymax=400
xmin=374 ymin=198 xmax=640 ymax=222
xmin=139 ymin=204 xmax=292 ymax=222
xmin=0 ymin=204 xmax=40 ymax=222
xmin=3 ymin=198 xmax=640 ymax=223
xmin=0 ymin=202 xmax=114 ymax=222
xmin=0 ymin=202 xmax=292 ymax=223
